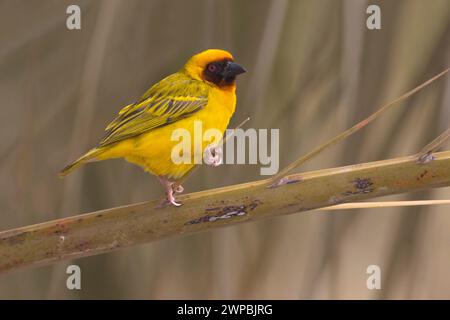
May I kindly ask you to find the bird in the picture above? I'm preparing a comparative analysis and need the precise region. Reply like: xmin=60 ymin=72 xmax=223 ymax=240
xmin=59 ymin=49 xmax=246 ymax=206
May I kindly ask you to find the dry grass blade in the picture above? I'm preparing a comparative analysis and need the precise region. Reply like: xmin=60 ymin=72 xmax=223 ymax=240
xmin=269 ymin=68 xmax=450 ymax=186
xmin=319 ymin=200 xmax=450 ymax=211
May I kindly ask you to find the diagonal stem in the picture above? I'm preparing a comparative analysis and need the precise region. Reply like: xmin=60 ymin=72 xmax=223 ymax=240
xmin=269 ymin=68 xmax=449 ymax=186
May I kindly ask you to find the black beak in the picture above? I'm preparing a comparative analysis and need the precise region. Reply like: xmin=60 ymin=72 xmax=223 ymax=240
xmin=224 ymin=61 xmax=246 ymax=78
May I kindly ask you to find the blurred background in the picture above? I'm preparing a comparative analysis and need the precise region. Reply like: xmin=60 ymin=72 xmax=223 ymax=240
xmin=0 ymin=0 xmax=450 ymax=299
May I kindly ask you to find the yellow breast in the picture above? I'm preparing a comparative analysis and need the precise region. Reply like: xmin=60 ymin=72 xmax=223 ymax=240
xmin=100 ymin=85 xmax=236 ymax=180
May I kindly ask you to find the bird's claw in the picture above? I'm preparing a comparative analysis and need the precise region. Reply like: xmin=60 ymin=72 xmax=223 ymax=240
xmin=159 ymin=198 xmax=182 ymax=207
xmin=204 ymin=145 xmax=223 ymax=167
xmin=167 ymin=184 xmax=183 ymax=206
xmin=167 ymin=195 xmax=182 ymax=207
xmin=159 ymin=189 xmax=182 ymax=207
xmin=173 ymin=184 xmax=184 ymax=194
xmin=158 ymin=176 xmax=184 ymax=207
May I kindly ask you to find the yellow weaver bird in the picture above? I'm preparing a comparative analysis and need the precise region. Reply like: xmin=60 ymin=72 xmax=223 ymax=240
xmin=59 ymin=49 xmax=246 ymax=206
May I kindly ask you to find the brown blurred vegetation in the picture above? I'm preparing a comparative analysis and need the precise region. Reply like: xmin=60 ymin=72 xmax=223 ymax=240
xmin=0 ymin=0 xmax=449 ymax=299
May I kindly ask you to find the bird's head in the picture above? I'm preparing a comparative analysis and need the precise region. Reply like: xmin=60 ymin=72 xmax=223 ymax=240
xmin=183 ymin=49 xmax=246 ymax=88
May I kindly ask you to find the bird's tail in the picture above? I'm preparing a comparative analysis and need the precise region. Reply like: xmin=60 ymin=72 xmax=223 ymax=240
xmin=58 ymin=148 xmax=103 ymax=178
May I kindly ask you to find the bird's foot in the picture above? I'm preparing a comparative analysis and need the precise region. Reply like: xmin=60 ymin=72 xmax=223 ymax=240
xmin=173 ymin=184 xmax=184 ymax=194
xmin=158 ymin=189 xmax=182 ymax=207
xmin=166 ymin=190 xmax=182 ymax=207
xmin=204 ymin=144 xmax=223 ymax=167
xmin=158 ymin=176 xmax=183 ymax=207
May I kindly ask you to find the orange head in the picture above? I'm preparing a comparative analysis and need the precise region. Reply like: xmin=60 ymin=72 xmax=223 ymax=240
xmin=183 ymin=49 xmax=246 ymax=88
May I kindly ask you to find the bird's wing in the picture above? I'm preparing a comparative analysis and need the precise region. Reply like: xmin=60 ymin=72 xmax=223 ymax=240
xmin=99 ymin=73 xmax=208 ymax=147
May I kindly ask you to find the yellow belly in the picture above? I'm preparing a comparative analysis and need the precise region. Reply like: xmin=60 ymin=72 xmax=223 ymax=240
xmin=97 ymin=87 xmax=236 ymax=180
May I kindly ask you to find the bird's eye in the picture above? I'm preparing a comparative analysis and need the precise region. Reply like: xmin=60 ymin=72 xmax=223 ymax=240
xmin=207 ymin=64 xmax=217 ymax=73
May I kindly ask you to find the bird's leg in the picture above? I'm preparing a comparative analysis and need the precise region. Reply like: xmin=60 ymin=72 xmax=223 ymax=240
xmin=204 ymin=144 xmax=223 ymax=167
xmin=158 ymin=176 xmax=182 ymax=207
